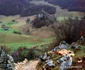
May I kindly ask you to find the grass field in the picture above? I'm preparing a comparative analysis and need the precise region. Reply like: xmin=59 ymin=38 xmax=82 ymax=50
xmin=0 ymin=15 xmax=83 ymax=53
xmin=0 ymin=15 xmax=54 ymax=53
xmin=57 ymin=16 xmax=82 ymax=21
xmin=0 ymin=32 xmax=53 ymax=52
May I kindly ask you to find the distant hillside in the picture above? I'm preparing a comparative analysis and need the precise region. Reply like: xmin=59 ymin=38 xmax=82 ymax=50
xmin=0 ymin=0 xmax=85 ymax=16
xmin=0 ymin=0 xmax=56 ymax=16
xmin=45 ymin=0 xmax=85 ymax=12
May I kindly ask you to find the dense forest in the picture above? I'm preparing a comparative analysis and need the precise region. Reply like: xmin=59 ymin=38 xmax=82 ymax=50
xmin=0 ymin=0 xmax=85 ymax=16
xmin=45 ymin=0 xmax=85 ymax=12
xmin=0 ymin=0 xmax=56 ymax=16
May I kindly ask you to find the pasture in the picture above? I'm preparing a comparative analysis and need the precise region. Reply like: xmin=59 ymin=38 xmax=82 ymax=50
xmin=0 ymin=15 xmax=54 ymax=53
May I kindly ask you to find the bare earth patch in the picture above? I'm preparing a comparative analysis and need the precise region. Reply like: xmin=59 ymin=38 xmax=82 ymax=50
xmin=15 ymin=60 xmax=39 ymax=70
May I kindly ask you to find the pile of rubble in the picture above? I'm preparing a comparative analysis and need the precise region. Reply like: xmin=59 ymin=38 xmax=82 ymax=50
xmin=0 ymin=47 xmax=14 ymax=70
xmin=37 ymin=36 xmax=85 ymax=70
xmin=0 ymin=36 xmax=85 ymax=70
xmin=0 ymin=46 xmax=39 ymax=70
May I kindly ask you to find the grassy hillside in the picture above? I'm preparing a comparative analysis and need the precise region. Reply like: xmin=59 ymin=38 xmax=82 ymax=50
xmin=0 ymin=32 xmax=53 ymax=51
xmin=0 ymin=14 xmax=84 ymax=53
xmin=0 ymin=15 xmax=54 ymax=53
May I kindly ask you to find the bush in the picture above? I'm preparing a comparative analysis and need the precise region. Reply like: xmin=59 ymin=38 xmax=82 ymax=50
xmin=26 ymin=18 xmax=30 ymax=24
xmin=52 ymin=17 xmax=85 ymax=44
xmin=27 ymin=48 xmax=36 ymax=60
xmin=1 ymin=45 xmax=11 ymax=54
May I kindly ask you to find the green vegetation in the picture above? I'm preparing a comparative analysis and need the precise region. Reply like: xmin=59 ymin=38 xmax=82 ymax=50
xmin=75 ymin=50 xmax=85 ymax=58
xmin=5 ymin=22 xmax=17 ymax=26
xmin=0 ymin=18 xmax=54 ymax=53
xmin=0 ymin=32 xmax=53 ymax=52
xmin=0 ymin=28 xmax=14 ymax=33
xmin=57 ymin=16 xmax=82 ymax=21
xmin=0 ymin=21 xmax=18 ymax=33
xmin=0 ymin=21 xmax=17 ymax=26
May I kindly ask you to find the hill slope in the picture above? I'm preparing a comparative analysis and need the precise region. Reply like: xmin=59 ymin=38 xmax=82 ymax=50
xmin=46 ymin=0 xmax=85 ymax=12
xmin=0 ymin=0 xmax=85 ymax=16
xmin=0 ymin=0 xmax=56 ymax=16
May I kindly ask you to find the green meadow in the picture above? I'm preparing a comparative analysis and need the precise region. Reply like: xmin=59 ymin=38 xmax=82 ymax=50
xmin=0 ymin=16 xmax=76 ymax=52
xmin=0 ymin=32 xmax=53 ymax=52
xmin=0 ymin=17 xmax=54 ymax=53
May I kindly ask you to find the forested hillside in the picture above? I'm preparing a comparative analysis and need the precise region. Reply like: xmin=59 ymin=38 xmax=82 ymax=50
xmin=45 ymin=0 xmax=85 ymax=12
xmin=0 ymin=0 xmax=85 ymax=16
xmin=0 ymin=0 xmax=56 ymax=16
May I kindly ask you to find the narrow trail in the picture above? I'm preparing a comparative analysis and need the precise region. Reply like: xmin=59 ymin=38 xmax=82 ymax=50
xmin=15 ymin=60 xmax=39 ymax=70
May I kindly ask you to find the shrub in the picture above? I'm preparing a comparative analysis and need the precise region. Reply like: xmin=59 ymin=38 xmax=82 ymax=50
xmin=1 ymin=45 xmax=11 ymax=54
